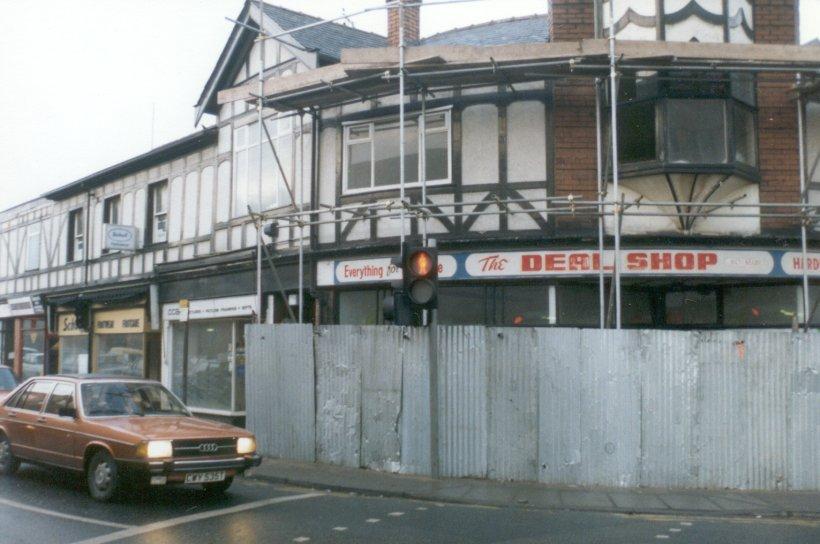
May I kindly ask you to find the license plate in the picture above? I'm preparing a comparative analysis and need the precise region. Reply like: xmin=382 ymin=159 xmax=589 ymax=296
xmin=184 ymin=471 xmax=226 ymax=484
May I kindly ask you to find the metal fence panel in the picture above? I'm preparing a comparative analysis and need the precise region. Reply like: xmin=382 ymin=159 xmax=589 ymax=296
xmin=639 ymin=329 xmax=698 ymax=488
xmin=360 ymin=326 xmax=404 ymax=471
xmin=538 ymin=328 xmax=583 ymax=485
xmin=487 ymin=328 xmax=539 ymax=481
xmin=315 ymin=326 xmax=362 ymax=468
xmin=578 ymin=330 xmax=642 ymax=487
xmin=791 ymin=331 xmax=820 ymax=490
xmin=400 ymin=326 xmax=431 ymax=475
xmin=438 ymin=326 xmax=488 ymax=478
xmin=246 ymin=324 xmax=315 ymax=462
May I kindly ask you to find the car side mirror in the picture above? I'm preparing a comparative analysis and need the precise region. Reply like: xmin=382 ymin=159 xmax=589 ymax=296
xmin=59 ymin=406 xmax=77 ymax=419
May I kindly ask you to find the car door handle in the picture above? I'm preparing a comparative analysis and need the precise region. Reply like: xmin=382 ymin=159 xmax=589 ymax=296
xmin=7 ymin=412 xmax=16 ymax=418
xmin=37 ymin=417 xmax=46 ymax=423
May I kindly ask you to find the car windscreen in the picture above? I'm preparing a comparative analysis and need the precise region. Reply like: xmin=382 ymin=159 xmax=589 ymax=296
xmin=0 ymin=367 xmax=16 ymax=390
xmin=81 ymin=382 xmax=189 ymax=417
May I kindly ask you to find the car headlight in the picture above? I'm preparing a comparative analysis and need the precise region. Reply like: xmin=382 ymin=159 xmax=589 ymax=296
xmin=145 ymin=440 xmax=173 ymax=459
xmin=237 ymin=437 xmax=256 ymax=455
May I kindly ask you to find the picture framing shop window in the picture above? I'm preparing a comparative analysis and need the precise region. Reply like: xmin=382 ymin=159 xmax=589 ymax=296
xmin=57 ymin=313 xmax=88 ymax=374
xmin=608 ymin=72 xmax=758 ymax=173
xmin=233 ymin=113 xmax=294 ymax=217
xmin=91 ymin=308 xmax=146 ymax=378
xmin=67 ymin=208 xmax=84 ymax=263
xmin=343 ymin=109 xmax=451 ymax=193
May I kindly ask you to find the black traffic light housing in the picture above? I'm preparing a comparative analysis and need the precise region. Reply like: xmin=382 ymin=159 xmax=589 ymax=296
xmin=403 ymin=244 xmax=438 ymax=310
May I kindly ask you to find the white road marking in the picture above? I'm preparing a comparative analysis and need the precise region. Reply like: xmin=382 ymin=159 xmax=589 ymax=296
xmin=71 ymin=492 xmax=323 ymax=544
xmin=416 ymin=506 xmax=428 ymax=511
xmin=655 ymin=535 xmax=670 ymax=540
xmin=388 ymin=511 xmax=404 ymax=517
xmin=669 ymin=528 xmax=681 ymax=532
xmin=332 ymin=527 xmax=348 ymax=532
xmin=680 ymin=521 xmax=692 ymax=526
xmin=293 ymin=538 xmax=310 ymax=542
xmin=365 ymin=518 xmax=381 ymax=523
xmin=0 ymin=497 xmax=133 ymax=530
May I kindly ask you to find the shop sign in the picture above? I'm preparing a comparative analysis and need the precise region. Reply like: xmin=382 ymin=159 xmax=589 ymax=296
xmin=58 ymin=313 xmax=87 ymax=336
xmin=103 ymin=224 xmax=139 ymax=252
xmin=163 ymin=295 xmax=257 ymax=321
xmin=94 ymin=308 xmax=146 ymax=334
xmin=1 ymin=296 xmax=45 ymax=317
xmin=317 ymin=249 xmax=820 ymax=286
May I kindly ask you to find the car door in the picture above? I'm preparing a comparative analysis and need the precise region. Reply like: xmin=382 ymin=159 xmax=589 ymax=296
xmin=0 ymin=382 xmax=33 ymax=446
xmin=5 ymin=380 xmax=55 ymax=461
xmin=37 ymin=382 xmax=80 ymax=469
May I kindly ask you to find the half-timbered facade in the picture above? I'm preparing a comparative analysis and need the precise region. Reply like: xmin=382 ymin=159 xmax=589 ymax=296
xmin=1 ymin=0 xmax=819 ymax=419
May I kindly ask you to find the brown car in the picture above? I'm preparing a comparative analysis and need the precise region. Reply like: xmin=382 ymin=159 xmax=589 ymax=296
xmin=0 ymin=375 xmax=261 ymax=501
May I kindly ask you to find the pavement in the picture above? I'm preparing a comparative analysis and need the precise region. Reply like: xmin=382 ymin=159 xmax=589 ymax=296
xmin=1 ymin=463 xmax=818 ymax=543
xmin=247 ymin=458 xmax=820 ymax=519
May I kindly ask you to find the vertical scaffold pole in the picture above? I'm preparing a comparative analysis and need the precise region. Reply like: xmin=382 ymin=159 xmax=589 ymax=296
xmin=608 ymin=0 xmax=622 ymax=329
xmin=399 ymin=1 xmax=407 ymax=250
xmin=595 ymin=77 xmax=606 ymax=329
xmin=298 ymin=111 xmax=305 ymax=323
xmin=255 ymin=0 xmax=265 ymax=324
xmin=797 ymin=93 xmax=811 ymax=332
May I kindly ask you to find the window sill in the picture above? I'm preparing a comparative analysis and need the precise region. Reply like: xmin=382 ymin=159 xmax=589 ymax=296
xmin=342 ymin=179 xmax=451 ymax=197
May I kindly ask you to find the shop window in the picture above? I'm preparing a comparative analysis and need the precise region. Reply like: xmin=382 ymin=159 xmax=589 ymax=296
xmin=21 ymin=318 xmax=45 ymax=379
xmin=622 ymin=289 xmax=654 ymax=327
xmin=169 ymin=318 xmax=249 ymax=413
xmin=338 ymin=290 xmax=390 ymax=325
xmin=92 ymin=309 xmax=146 ymax=377
xmin=0 ymin=366 xmax=16 ymax=390
xmin=664 ymin=290 xmax=718 ymax=327
xmin=25 ymin=229 xmax=41 ymax=271
xmin=343 ymin=110 xmax=451 ymax=193
xmin=65 ymin=209 xmax=83 ymax=263
xmin=557 ymin=284 xmax=601 ymax=328
xmin=57 ymin=313 xmax=88 ymax=374
xmin=438 ymin=285 xmax=488 ymax=326
xmin=723 ymin=285 xmax=797 ymax=327
xmin=146 ymin=181 xmax=168 ymax=245
xmin=500 ymin=285 xmax=551 ymax=327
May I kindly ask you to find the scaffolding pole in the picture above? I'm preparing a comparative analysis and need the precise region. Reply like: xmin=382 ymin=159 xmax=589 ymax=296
xmin=797 ymin=93 xmax=812 ymax=332
xmin=399 ymin=0 xmax=407 ymax=250
xmin=255 ymin=0 xmax=265 ymax=324
xmin=594 ymin=77 xmax=606 ymax=329
xmin=608 ymin=0 xmax=622 ymax=330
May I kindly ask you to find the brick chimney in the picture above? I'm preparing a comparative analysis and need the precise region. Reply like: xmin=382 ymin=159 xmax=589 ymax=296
xmin=387 ymin=0 xmax=420 ymax=47
xmin=548 ymin=0 xmax=594 ymax=42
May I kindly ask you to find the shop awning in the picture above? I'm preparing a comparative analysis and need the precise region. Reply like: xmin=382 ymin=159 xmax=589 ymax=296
xmin=46 ymin=284 xmax=148 ymax=308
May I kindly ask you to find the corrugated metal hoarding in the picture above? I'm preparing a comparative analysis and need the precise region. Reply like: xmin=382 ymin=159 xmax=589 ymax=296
xmin=246 ymin=324 xmax=820 ymax=491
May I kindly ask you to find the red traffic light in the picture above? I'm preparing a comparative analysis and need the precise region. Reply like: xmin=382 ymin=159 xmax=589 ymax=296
xmin=409 ymin=250 xmax=435 ymax=277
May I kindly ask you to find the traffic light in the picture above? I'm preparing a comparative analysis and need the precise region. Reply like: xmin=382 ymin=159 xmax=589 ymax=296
xmin=403 ymin=244 xmax=438 ymax=310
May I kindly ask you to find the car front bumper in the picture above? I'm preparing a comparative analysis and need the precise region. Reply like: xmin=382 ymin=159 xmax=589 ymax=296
xmin=122 ymin=454 xmax=262 ymax=484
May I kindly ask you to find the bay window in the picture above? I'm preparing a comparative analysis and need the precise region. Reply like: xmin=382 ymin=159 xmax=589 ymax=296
xmin=343 ymin=110 xmax=451 ymax=193
xmin=609 ymin=72 xmax=758 ymax=174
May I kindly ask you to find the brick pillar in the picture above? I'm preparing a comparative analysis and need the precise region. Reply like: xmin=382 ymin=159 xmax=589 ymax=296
xmin=755 ymin=0 xmax=801 ymax=233
xmin=387 ymin=0 xmax=420 ymax=47
xmin=550 ymin=0 xmax=598 ymax=231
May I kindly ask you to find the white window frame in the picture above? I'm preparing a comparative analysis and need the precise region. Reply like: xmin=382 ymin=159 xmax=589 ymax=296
xmin=25 ymin=229 xmax=41 ymax=271
xmin=151 ymin=182 xmax=168 ymax=244
xmin=68 ymin=208 xmax=84 ymax=262
xmin=103 ymin=195 xmax=120 ymax=225
xmin=342 ymin=107 xmax=452 ymax=195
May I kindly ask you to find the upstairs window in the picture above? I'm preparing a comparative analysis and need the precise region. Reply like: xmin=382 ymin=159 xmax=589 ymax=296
xmin=146 ymin=181 xmax=168 ymax=245
xmin=233 ymin=114 xmax=294 ymax=217
xmin=609 ymin=72 xmax=757 ymax=173
xmin=103 ymin=195 xmax=120 ymax=225
xmin=66 ymin=208 xmax=84 ymax=263
xmin=25 ymin=229 xmax=41 ymax=271
xmin=343 ymin=109 xmax=451 ymax=194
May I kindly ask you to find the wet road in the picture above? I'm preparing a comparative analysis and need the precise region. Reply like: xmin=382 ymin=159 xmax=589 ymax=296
xmin=0 ymin=464 xmax=818 ymax=543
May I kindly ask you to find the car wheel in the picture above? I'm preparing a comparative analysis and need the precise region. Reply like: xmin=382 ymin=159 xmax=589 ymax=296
xmin=202 ymin=476 xmax=234 ymax=495
xmin=0 ymin=434 xmax=20 ymax=476
xmin=87 ymin=450 xmax=120 ymax=502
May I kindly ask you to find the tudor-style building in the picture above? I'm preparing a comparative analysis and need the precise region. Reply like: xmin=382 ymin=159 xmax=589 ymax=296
xmin=1 ymin=0 xmax=819 ymax=420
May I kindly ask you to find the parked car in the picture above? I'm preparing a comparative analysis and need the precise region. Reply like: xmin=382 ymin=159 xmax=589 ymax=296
xmin=0 ymin=366 xmax=17 ymax=403
xmin=0 ymin=376 xmax=261 ymax=501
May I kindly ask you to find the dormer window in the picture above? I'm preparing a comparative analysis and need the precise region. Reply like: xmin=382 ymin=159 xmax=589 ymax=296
xmin=608 ymin=72 xmax=758 ymax=176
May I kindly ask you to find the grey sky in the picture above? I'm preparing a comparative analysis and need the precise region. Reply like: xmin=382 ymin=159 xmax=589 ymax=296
xmin=1 ymin=0 xmax=818 ymax=210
